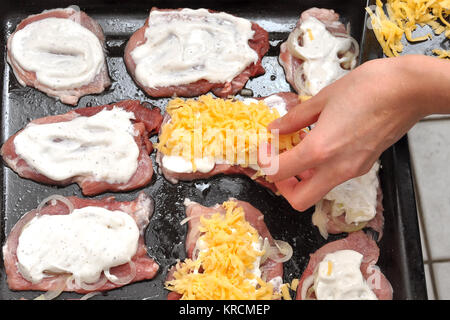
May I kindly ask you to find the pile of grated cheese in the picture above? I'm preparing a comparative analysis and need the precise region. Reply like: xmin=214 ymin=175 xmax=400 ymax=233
xmin=164 ymin=201 xmax=282 ymax=300
xmin=366 ymin=0 xmax=450 ymax=58
xmin=156 ymin=95 xmax=302 ymax=172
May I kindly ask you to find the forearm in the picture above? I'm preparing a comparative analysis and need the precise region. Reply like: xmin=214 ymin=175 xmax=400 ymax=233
xmin=265 ymin=54 xmax=449 ymax=211
xmin=381 ymin=55 xmax=450 ymax=117
xmin=419 ymin=56 xmax=450 ymax=115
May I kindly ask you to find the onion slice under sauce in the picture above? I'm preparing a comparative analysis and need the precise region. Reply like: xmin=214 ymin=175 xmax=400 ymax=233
xmin=287 ymin=25 xmax=359 ymax=96
xmin=333 ymin=32 xmax=360 ymax=65
xmin=32 ymin=260 xmax=136 ymax=300
xmin=29 ymin=197 xmax=137 ymax=299
xmin=104 ymin=260 xmax=136 ymax=286
xmin=73 ymin=273 xmax=108 ymax=291
xmin=312 ymin=200 xmax=330 ymax=239
xmin=33 ymin=275 xmax=73 ymax=300
xmin=313 ymin=199 xmax=368 ymax=239
xmin=261 ymin=238 xmax=293 ymax=264
xmin=300 ymin=275 xmax=315 ymax=300
xmin=287 ymin=26 xmax=359 ymax=65
xmin=79 ymin=292 xmax=101 ymax=300
xmin=36 ymin=194 xmax=75 ymax=215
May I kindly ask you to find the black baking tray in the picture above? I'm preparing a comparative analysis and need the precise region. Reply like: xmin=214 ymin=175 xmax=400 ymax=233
xmin=0 ymin=0 xmax=426 ymax=300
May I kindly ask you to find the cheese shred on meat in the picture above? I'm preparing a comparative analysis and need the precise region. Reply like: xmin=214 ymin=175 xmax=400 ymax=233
xmin=164 ymin=201 xmax=282 ymax=300
xmin=156 ymin=95 xmax=301 ymax=172
xmin=366 ymin=0 xmax=450 ymax=58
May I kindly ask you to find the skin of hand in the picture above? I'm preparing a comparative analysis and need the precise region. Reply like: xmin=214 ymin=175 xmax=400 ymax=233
xmin=261 ymin=54 xmax=450 ymax=212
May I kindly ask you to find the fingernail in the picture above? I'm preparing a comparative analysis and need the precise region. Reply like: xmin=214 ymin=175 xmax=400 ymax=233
xmin=258 ymin=141 xmax=272 ymax=169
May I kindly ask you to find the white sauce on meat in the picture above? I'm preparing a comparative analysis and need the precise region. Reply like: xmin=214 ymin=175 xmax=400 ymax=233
xmin=10 ymin=17 xmax=104 ymax=90
xmin=324 ymin=162 xmax=380 ymax=224
xmin=248 ymin=237 xmax=264 ymax=287
xmin=162 ymin=156 xmax=216 ymax=174
xmin=291 ymin=16 xmax=356 ymax=95
xmin=314 ymin=250 xmax=378 ymax=300
xmin=161 ymin=96 xmax=287 ymax=173
xmin=16 ymin=206 xmax=139 ymax=284
xmin=130 ymin=8 xmax=258 ymax=88
xmin=269 ymin=276 xmax=283 ymax=293
xmin=14 ymin=108 xmax=140 ymax=184
xmin=262 ymin=94 xmax=288 ymax=117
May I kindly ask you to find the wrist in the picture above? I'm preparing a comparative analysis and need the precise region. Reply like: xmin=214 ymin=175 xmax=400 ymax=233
xmin=360 ymin=57 xmax=426 ymax=122
xmin=383 ymin=55 xmax=450 ymax=117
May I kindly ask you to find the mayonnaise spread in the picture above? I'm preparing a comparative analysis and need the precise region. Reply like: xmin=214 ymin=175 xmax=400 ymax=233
xmin=324 ymin=162 xmax=380 ymax=224
xmin=314 ymin=249 xmax=377 ymax=300
xmin=249 ymin=237 xmax=264 ymax=286
xmin=16 ymin=206 xmax=139 ymax=284
xmin=10 ymin=17 xmax=104 ymax=90
xmin=290 ymin=16 xmax=357 ymax=95
xmin=130 ymin=8 xmax=259 ymax=88
xmin=14 ymin=108 xmax=140 ymax=184
xmin=162 ymin=155 xmax=215 ymax=174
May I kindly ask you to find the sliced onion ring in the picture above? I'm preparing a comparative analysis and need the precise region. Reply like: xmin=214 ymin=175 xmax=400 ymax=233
xmin=260 ymin=237 xmax=270 ymax=264
xmin=271 ymin=240 xmax=293 ymax=263
xmin=330 ymin=214 xmax=368 ymax=233
xmin=192 ymin=240 xmax=202 ymax=260
xmin=179 ymin=215 xmax=200 ymax=226
xmin=33 ymin=275 xmax=73 ymax=300
xmin=293 ymin=70 xmax=310 ymax=96
xmin=305 ymin=284 xmax=316 ymax=300
xmin=300 ymin=275 xmax=315 ymax=300
xmin=287 ymin=28 xmax=305 ymax=59
xmin=333 ymin=32 xmax=360 ymax=67
xmin=79 ymin=292 xmax=101 ymax=300
xmin=287 ymin=26 xmax=359 ymax=96
xmin=287 ymin=27 xmax=325 ymax=60
xmin=37 ymin=194 xmax=74 ymax=215
xmin=312 ymin=200 xmax=330 ymax=239
xmin=74 ymin=273 xmax=108 ymax=291
xmin=261 ymin=239 xmax=293 ymax=264
xmin=104 ymin=260 xmax=136 ymax=286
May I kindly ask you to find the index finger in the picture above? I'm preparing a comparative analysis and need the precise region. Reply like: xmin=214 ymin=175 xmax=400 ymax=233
xmin=260 ymin=132 xmax=320 ymax=182
xmin=268 ymin=94 xmax=325 ymax=134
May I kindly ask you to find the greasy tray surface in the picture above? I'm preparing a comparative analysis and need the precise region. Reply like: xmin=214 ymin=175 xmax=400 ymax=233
xmin=0 ymin=0 xmax=426 ymax=300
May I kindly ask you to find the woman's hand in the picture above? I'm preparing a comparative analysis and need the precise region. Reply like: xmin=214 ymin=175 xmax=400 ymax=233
xmin=261 ymin=55 xmax=450 ymax=211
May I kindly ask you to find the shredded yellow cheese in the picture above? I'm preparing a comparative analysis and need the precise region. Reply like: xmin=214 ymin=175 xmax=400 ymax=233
xmin=366 ymin=0 xmax=450 ymax=58
xmin=164 ymin=201 xmax=282 ymax=300
xmin=307 ymin=28 xmax=315 ymax=41
xmin=290 ymin=278 xmax=299 ymax=291
xmin=156 ymin=95 xmax=303 ymax=172
xmin=433 ymin=48 xmax=450 ymax=57
xmin=281 ymin=283 xmax=292 ymax=300
xmin=279 ymin=278 xmax=300 ymax=300
xmin=327 ymin=261 xmax=333 ymax=276
xmin=299 ymin=95 xmax=312 ymax=102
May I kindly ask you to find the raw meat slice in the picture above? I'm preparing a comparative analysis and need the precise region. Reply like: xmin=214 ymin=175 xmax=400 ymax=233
xmin=6 ymin=7 xmax=111 ymax=105
xmin=2 ymin=192 xmax=159 ymax=294
xmin=124 ymin=7 xmax=269 ymax=98
xmin=1 ymin=100 xmax=163 ymax=196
